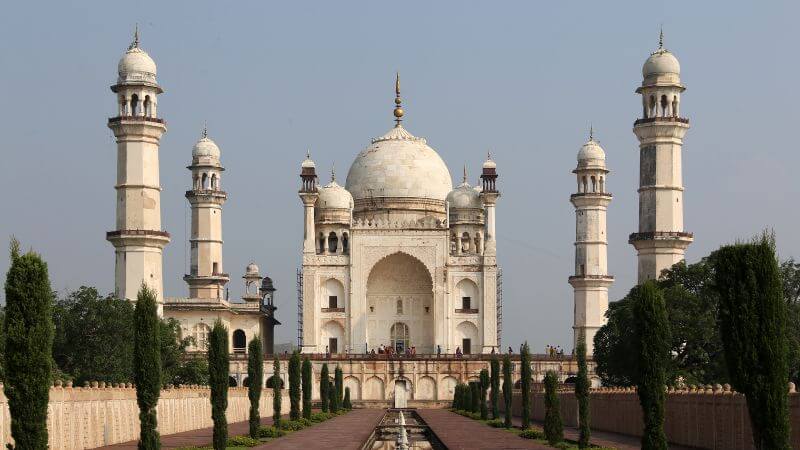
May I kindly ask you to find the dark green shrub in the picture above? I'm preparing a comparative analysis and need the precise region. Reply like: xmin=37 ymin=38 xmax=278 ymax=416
xmin=328 ymin=380 xmax=338 ymax=413
xmin=519 ymin=429 xmax=545 ymax=440
xmin=298 ymin=418 xmax=312 ymax=427
xmin=343 ymin=386 xmax=352 ymax=409
xmin=280 ymin=420 xmax=305 ymax=431
xmin=479 ymin=368 xmax=489 ymax=420
xmin=334 ymin=365 xmax=343 ymax=406
xmin=257 ymin=426 xmax=285 ymax=438
xmin=487 ymin=419 xmax=505 ymax=428
xmin=521 ymin=342 xmax=532 ymax=429
xmin=247 ymin=337 xmax=263 ymax=439
xmin=3 ymin=240 xmax=54 ymax=450
xmin=575 ymin=334 xmax=590 ymax=449
xmin=227 ymin=435 xmax=260 ymax=447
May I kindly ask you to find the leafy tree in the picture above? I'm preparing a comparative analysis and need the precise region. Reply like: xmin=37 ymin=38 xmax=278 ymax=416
xmin=520 ymin=342 xmax=532 ymax=429
xmin=133 ymin=284 xmax=162 ymax=450
xmin=52 ymin=286 xmax=134 ymax=385
xmin=159 ymin=317 xmax=194 ymax=386
xmin=171 ymin=358 xmax=208 ymax=386
xmin=490 ymin=357 xmax=500 ymax=419
xmin=632 ymin=281 xmax=671 ymax=450
xmin=334 ymin=365 xmax=343 ymax=407
xmin=575 ymin=334 xmax=590 ymax=449
xmin=301 ymin=357 xmax=312 ymax=419
xmin=502 ymin=354 xmax=512 ymax=428
xmin=543 ymin=370 xmax=563 ymax=445
xmin=343 ymin=386 xmax=352 ymax=409
xmin=0 ymin=306 xmax=6 ymax=382
xmin=208 ymin=320 xmax=229 ymax=450
xmin=3 ymin=239 xmax=54 ymax=449
xmin=247 ymin=337 xmax=263 ymax=439
xmin=711 ymin=237 xmax=790 ymax=450
xmin=464 ymin=382 xmax=473 ymax=412
xmin=479 ymin=368 xmax=489 ymax=419
xmin=273 ymin=356 xmax=282 ymax=427
xmin=288 ymin=351 xmax=301 ymax=420
xmin=320 ymin=363 xmax=330 ymax=412
xmin=452 ymin=384 xmax=461 ymax=410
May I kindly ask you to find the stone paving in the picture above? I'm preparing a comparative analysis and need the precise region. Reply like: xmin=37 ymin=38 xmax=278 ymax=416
xmin=417 ymin=409 xmax=550 ymax=449
xmin=255 ymin=408 xmax=384 ymax=449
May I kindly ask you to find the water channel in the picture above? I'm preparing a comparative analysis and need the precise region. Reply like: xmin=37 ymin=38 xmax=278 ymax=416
xmin=362 ymin=409 xmax=447 ymax=450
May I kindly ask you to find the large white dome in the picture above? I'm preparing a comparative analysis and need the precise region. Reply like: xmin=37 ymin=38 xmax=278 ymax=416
xmin=317 ymin=180 xmax=353 ymax=209
xmin=345 ymin=125 xmax=453 ymax=202
xmin=447 ymin=182 xmax=482 ymax=209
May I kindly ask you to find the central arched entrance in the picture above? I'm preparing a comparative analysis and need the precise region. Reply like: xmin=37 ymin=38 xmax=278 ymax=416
xmin=366 ymin=252 xmax=434 ymax=353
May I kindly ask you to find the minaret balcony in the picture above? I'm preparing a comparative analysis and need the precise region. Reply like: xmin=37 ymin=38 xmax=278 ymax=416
xmin=570 ymin=192 xmax=612 ymax=199
xmin=106 ymin=229 xmax=170 ymax=248
xmin=629 ymin=231 xmax=694 ymax=244
xmin=186 ymin=189 xmax=228 ymax=203
xmin=108 ymin=115 xmax=166 ymax=125
xmin=634 ymin=116 xmax=689 ymax=126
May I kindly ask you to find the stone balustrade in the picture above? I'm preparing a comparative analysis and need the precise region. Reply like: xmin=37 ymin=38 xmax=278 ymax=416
xmin=0 ymin=382 xmax=289 ymax=450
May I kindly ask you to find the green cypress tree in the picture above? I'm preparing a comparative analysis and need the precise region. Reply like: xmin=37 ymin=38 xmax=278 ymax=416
xmin=133 ymin=285 xmax=162 ymax=450
xmin=288 ymin=351 xmax=301 ymax=420
xmin=334 ymin=365 xmax=344 ymax=407
xmin=320 ymin=363 xmax=330 ymax=412
xmin=451 ymin=384 xmax=459 ymax=409
xmin=470 ymin=382 xmax=480 ymax=413
xmin=301 ymin=357 xmax=312 ymax=419
xmin=3 ymin=239 xmax=53 ymax=449
xmin=575 ymin=334 xmax=591 ymax=449
xmin=521 ymin=342 xmax=532 ymax=429
xmin=712 ymin=237 xmax=791 ymax=450
xmin=272 ymin=356 xmax=281 ymax=427
xmin=343 ymin=386 xmax=352 ymax=409
xmin=208 ymin=320 xmax=229 ymax=450
xmin=490 ymin=357 xmax=500 ymax=419
xmin=247 ymin=337 xmax=263 ymax=439
xmin=631 ymin=281 xmax=671 ymax=450
xmin=464 ymin=382 xmax=473 ymax=413
xmin=502 ymin=354 xmax=513 ymax=428
xmin=544 ymin=370 xmax=563 ymax=445
xmin=479 ymin=368 xmax=490 ymax=419
xmin=328 ymin=380 xmax=338 ymax=413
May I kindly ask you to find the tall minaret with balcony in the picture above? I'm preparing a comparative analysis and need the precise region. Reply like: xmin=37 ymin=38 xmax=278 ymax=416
xmin=107 ymin=28 xmax=169 ymax=313
xmin=184 ymin=128 xmax=229 ymax=300
xmin=299 ymin=152 xmax=319 ymax=255
xmin=630 ymin=31 xmax=693 ymax=283
xmin=569 ymin=131 xmax=613 ymax=354
xmin=479 ymin=153 xmax=500 ymax=256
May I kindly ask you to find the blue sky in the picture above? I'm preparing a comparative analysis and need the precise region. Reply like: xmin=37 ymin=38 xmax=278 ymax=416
xmin=1 ymin=1 xmax=799 ymax=351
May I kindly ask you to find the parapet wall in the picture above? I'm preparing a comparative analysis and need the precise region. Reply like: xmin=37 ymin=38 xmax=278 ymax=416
xmin=505 ymin=385 xmax=800 ymax=450
xmin=0 ymin=383 xmax=289 ymax=450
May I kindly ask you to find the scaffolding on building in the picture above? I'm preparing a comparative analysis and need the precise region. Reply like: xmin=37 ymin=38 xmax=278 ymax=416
xmin=496 ymin=267 xmax=503 ymax=349
xmin=296 ymin=268 xmax=303 ymax=348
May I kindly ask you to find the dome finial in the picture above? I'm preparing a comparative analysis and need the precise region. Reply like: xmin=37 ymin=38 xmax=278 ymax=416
xmin=658 ymin=25 xmax=664 ymax=50
xmin=331 ymin=162 xmax=336 ymax=182
xmin=589 ymin=124 xmax=594 ymax=141
xmin=487 ymin=150 xmax=492 ymax=161
xmin=463 ymin=164 xmax=468 ymax=184
xmin=306 ymin=148 xmax=311 ymax=159
xmin=393 ymin=72 xmax=404 ymax=126
xmin=202 ymin=121 xmax=208 ymax=139
xmin=129 ymin=23 xmax=140 ymax=50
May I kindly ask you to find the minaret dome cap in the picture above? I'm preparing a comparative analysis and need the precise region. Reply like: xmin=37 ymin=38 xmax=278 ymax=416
xmin=117 ymin=28 xmax=157 ymax=83
xmin=642 ymin=49 xmax=680 ymax=78
xmin=192 ymin=136 xmax=220 ymax=159
xmin=578 ymin=139 xmax=606 ymax=162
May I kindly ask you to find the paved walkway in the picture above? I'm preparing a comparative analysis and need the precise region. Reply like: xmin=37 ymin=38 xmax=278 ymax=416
xmin=255 ymin=408 xmax=384 ymax=449
xmin=418 ymin=409 xmax=550 ymax=449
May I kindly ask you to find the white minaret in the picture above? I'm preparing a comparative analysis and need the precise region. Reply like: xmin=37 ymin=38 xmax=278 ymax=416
xmin=298 ymin=151 xmax=319 ymax=255
xmin=630 ymin=31 xmax=693 ymax=283
xmin=184 ymin=127 xmax=229 ymax=300
xmin=479 ymin=153 xmax=500 ymax=255
xmin=569 ymin=130 xmax=613 ymax=354
xmin=107 ymin=28 xmax=169 ymax=313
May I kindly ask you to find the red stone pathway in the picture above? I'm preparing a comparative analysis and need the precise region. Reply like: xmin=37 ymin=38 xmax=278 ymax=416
xmin=255 ymin=408 xmax=384 ymax=449
xmin=417 ymin=409 xmax=551 ymax=449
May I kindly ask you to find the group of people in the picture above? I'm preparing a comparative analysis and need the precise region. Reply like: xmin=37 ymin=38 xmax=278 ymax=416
xmin=366 ymin=343 xmax=418 ymax=357
xmin=546 ymin=344 xmax=565 ymax=357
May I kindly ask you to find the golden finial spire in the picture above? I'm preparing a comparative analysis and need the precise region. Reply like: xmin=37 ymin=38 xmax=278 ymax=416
xmin=393 ymin=72 xmax=404 ymax=126
xmin=129 ymin=24 xmax=140 ymax=50
xmin=462 ymin=164 xmax=468 ymax=184
xmin=658 ymin=26 xmax=664 ymax=50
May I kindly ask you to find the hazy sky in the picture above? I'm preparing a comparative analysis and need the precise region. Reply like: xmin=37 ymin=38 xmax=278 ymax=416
xmin=2 ymin=1 xmax=799 ymax=351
